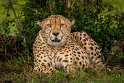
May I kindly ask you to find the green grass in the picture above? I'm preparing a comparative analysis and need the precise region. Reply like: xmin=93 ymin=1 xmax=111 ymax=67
xmin=105 ymin=0 xmax=124 ymax=12
xmin=0 ymin=55 xmax=124 ymax=83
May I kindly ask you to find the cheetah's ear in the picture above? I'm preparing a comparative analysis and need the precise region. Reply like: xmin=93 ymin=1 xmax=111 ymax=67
xmin=37 ymin=20 xmax=45 ymax=28
xmin=71 ymin=20 xmax=75 ymax=26
xmin=37 ymin=21 xmax=41 ymax=26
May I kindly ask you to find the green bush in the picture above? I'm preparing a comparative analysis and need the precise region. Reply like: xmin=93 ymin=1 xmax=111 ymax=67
xmin=21 ymin=0 xmax=124 ymax=62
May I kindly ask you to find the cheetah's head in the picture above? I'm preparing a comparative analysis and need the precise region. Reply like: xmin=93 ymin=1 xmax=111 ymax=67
xmin=37 ymin=15 xmax=75 ymax=46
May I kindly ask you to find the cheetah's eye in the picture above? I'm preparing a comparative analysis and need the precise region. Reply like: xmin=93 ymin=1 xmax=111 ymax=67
xmin=47 ymin=24 xmax=51 ymax=27
xmin=60 ymin=24 xmax=64 ymax=27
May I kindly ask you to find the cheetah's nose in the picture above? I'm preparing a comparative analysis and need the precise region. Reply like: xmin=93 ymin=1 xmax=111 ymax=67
xmin=52 ymin=32 xmax=59 ymax=36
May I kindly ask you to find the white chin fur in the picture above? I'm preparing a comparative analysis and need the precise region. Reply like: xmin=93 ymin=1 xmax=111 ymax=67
xmin=52 ymin=42 xmax=61 ymax=46
xmin=47 ymin=37 xmax=66 ymax=46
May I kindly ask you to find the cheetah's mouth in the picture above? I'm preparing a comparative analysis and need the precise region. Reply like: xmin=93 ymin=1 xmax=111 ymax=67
xmin=51 ymin=38 xmax=61 ymax=43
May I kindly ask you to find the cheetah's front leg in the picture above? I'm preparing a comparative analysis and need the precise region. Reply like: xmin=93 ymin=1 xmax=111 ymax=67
xmin=52 ymin=51 xmax=75 ymax=75
xmin=33 ymin=51 xmax=59 ymax=74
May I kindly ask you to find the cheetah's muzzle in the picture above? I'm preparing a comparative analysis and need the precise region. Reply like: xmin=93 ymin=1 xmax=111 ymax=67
xmin=51 ymin=38 xmax=61 ymax=43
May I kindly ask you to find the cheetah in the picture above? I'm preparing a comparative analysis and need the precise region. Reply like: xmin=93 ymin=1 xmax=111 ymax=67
xmin=33 ymin=15 xmax=103 ymax=74
xmin=0 ymin=34 xmax=22 ymax=57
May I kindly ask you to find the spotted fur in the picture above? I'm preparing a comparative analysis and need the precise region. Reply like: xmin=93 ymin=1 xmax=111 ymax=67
xmin=33 ymin=15 xmax=103 ymax=74
xmin=0 ymin=34 xmax=22 ymax=58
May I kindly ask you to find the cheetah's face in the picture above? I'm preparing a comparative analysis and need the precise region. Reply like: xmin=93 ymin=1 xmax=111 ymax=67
xmin=37 ymin=15 xmax=75 ymax=46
